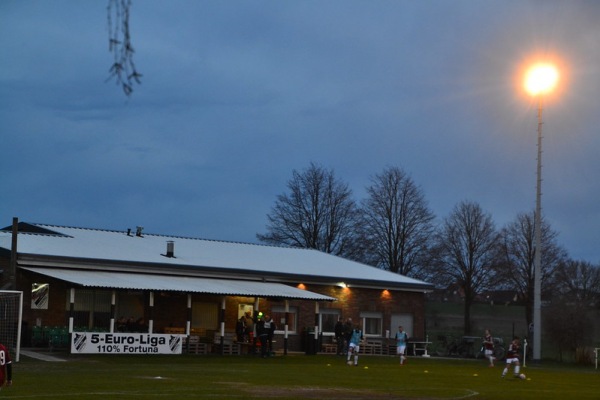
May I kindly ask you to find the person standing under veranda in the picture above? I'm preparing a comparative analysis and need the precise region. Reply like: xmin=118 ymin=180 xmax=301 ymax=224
xmin=502 ymin=337 xmax=522 ymax=378
xmin=343 ymin=318 xmax=353 ymax=355
xmin=0 ymin=342 xmax=13 ymax=390
xmin=256 ymin=312 xmax=271 ymax=358
xmin=482 ymin=329 xmax=495 ymax=367
xmin=395 ymin=326 xmax=409 ymax=365
xmin=334 ymin=317 xmax=345 ymax=356
xmin=263 ymin=315 xmax=276 ymax=354
xmin=244 ymin=311 xmax=255 ymax=341
xmin=346 ymin=324 xmax=363 ymax=366
xmin=236 ymin=316 xmax=246 ymax=342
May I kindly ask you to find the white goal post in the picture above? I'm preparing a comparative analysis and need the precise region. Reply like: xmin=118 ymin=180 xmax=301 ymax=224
xmin=0 ymin=290 xmax=23 ymax=362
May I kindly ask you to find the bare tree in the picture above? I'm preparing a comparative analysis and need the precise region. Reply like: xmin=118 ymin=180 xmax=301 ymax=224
xmin=545 ymin=259 xmax=600 ymax=360
xmin=544 ymin=303 xmax=595 ymax=362
xmin=107 ymin=0 xmax=142 ymax=96
xmin=360 ymin=166 xmax=435 ymax=278
xmin=555 ymin=259 xmax=600 ymax=307
xmin=496 ymin=211 xmax=568 ymax=328
xmin=257 ymin=163 xmax=362 ymax=259
xmin=433 ymin=200 xmax=499 ymax=335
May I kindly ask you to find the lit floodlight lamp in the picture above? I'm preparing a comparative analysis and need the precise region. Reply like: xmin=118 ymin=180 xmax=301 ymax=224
xmin=525 ymin=64 xmax=558 ymax=96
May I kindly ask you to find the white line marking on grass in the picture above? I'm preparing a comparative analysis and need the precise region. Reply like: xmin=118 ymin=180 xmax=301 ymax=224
xmin=451 ymin=389 xmax=480 ymax=399
xmin=0 ymin=389 xmax=247 ymax=398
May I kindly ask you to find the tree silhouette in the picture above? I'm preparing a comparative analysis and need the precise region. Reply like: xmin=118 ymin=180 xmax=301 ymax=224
xmin=433 ymin=201 xmax=499 ymax=335
xmin=496 ymin=211 xmax=567 ymax=329
xmin=257 ymin=163 xmax=362 ymax=260
xmin=361 ymin=166 xmax=435 ymax=278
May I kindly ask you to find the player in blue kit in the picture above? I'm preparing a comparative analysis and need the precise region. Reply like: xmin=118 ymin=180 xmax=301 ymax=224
xmin=395 ymin=326 xmax=409 ymax=365
xmin=346 ymin=324 xmax=363 ymax=366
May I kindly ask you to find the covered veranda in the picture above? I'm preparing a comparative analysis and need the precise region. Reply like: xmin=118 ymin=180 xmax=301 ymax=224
xmin=22 ymin=267 xmax=335 ymax=355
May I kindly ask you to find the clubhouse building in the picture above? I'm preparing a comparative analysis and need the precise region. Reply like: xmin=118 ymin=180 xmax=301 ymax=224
xmin=0 ymin=219 xmax=433 ymax=355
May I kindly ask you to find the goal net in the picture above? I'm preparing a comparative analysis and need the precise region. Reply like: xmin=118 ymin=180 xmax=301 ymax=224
xmin=0 ymin=291 xmax=23 ymax=362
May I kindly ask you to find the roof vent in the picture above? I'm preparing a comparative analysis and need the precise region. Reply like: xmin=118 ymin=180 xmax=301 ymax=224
xmin=163 ymin=240 xmax=175 ymax=258
xmin=135 ymin=226 xmax=144 ymax=237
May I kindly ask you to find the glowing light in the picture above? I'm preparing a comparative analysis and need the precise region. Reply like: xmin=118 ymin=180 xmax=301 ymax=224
xmin=524 ymin=63 xmax=558 ymax=96
xmin=297 ymin=283 xmax=306 ymax=290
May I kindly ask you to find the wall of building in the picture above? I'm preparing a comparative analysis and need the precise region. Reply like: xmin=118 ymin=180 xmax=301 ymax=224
xmin=19 ymin=271 xmax=68 ymax=330
xmin=16 ymin=269 xmax=426 ymax=352
xmin=302 ymin=283 xmax=427 ymax=339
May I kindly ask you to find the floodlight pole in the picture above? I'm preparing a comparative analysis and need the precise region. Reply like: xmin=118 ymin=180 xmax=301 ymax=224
xmin=532 ymin=96 xmax=543 ymax=361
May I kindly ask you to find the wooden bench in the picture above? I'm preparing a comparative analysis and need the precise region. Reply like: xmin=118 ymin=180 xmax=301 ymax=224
xmin=186 ymin=335 xmax=212 ymax=355
xmin=321 ymin=337 xmax=338 ymax=354
xmin=322 ymin=343 xmax=338 ymax=353
xmin=363 ymin=340 xmax=383 ymax=355
xmin=409 ymin=339 xmax=432 ymax=357
xmin=214 ymin=332 xmax=241 ymax=355
xmin=220 ymin=343 xmax=241 ymax=355
xmin=383 ymin=343 xmax=396 ymax=356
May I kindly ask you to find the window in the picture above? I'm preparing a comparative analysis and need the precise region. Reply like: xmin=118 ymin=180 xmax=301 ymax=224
xmin=319 ymin=308 xmax=341 ymax=335
xmin=360 ymin=311 xmax=382 ymax=337
xmin=114 ymin=291 xmax=145 ymax=332
xmin=192 ymin=302 xmax=219 ymax=329
xmin=67 ymin=289 xmax=112 ymax=330
xmin=272 ymin=306 xmax=297 ymax=334
xmin=238 ymin=304 xmax=254 ymax=319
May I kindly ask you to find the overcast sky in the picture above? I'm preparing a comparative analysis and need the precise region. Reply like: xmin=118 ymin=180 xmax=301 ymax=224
xmin=1 ymin=1 xmax=598 ymax=263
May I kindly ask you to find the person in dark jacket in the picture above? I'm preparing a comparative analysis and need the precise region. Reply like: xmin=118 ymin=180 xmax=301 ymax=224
xmin=236 ymin=316 xmax=246 ymax=342
xmin=343 ymin=318 xmax=353 ymax=355
xmin=334 ymin=317 xmax=345 ymax=355
xmin=255 ymin=312 xmax=269 ymax=357
xmin=263 ymin=315 xmax=276 ymax=354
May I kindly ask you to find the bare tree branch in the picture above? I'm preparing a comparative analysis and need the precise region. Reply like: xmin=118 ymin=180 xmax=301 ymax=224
xmin=107 ymin=0 xmax=142 ymax=96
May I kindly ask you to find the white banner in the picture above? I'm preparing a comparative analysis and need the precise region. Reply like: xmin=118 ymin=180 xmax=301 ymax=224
xmin=71 ymin=332 xmax=186 ymax=355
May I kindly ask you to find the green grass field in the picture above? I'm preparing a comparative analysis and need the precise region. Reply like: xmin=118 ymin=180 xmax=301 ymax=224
xmin=5 ymin=353 xmax=599 ymax=399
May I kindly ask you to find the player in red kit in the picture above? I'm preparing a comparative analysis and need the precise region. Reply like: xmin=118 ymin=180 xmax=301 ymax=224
xmin=0 ymin=343 xmax=13 ymax=389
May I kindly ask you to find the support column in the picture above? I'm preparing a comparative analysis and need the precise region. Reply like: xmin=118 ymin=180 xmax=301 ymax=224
xmin=186 ymin=294 xmax=192 ymax=336
xmin=219 ymin=297 xmax=226 ymax=355
xmin=110 ymin=290 xmax=116 ymax=333
xmin=68 ymin=288 xmax=75 ymax=333
xmin=253 ymin=297 xmax=260 ymax=354
xmin=284 ymin=300 xmax=289 ymax=356
xmin=313 ymin=302 xmax=320 ymax=354
xmin=148 ymin=291 xmax=154 ymax=334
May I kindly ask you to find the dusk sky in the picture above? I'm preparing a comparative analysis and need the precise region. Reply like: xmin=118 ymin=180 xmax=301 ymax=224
xmin=1 ymin=1 xmax=598 ymax=263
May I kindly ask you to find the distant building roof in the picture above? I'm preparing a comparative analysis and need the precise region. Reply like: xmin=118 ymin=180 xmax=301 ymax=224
xmin=0 ymin=222 xmax=433 ymax=292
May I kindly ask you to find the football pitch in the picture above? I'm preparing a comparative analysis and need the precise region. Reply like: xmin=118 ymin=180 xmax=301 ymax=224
xmin=5 ymin=353 xmax=599 ymax=399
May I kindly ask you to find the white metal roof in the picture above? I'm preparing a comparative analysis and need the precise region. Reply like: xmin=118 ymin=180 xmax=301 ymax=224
xmin=0 ymin=223 xmax=433 ymax=291
xmin=21 ymin=267 xmax=335 ymax=301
